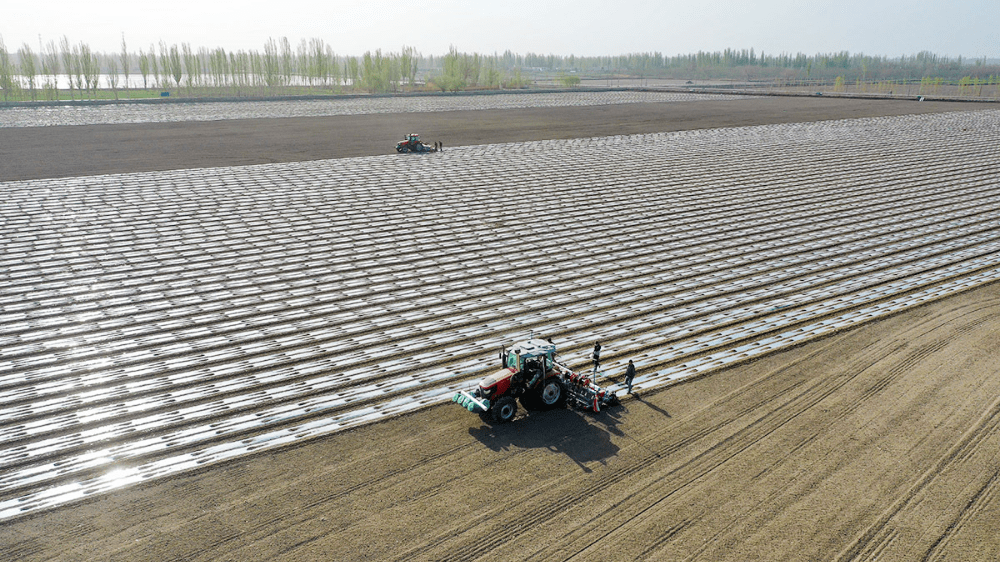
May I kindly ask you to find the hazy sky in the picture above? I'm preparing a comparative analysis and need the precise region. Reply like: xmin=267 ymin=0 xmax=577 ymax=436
xmin=4 ymin=0 xmax=998 ymax=59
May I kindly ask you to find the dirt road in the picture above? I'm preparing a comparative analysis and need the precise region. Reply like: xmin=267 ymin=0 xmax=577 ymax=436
xmin=2 ymin=95 xmax=998 ymax=561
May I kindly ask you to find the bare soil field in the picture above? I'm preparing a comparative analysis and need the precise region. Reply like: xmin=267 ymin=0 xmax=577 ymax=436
xmin=0 ymin=96 xmax=973 ymax=181
xmin=2 ymin=96 xmax=999 ymax=561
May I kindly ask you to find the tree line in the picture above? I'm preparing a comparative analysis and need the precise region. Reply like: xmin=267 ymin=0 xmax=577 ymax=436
xmin=516 ymin=49 xmax=999 ymax=84
xmin=1 ymin=33 xmax=997 ymax=102
xmin=0 ymin=35 xmax=536 ymax=101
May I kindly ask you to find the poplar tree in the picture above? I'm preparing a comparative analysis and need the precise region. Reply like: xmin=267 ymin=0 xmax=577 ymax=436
xmin=209 ymin=47 xmax=227 ymax=88
xmin=42 ymin=40 xmax=60 ymax=100
xmin=0 ymin=35 xmax=14 ymax=102
xmin=182 ymin=42 xmax=197 ymax=92
xmin=18 ymin=43 xmax=38 ymax=101
xmin=120 ymin=35 xmax=130 ymax=96
xmin=199 ymin=47 xmax=210 ymax=88
xmin=346 ymin=57 xmax=359 ymax=90
xmin=60 ymin=36 xmax=75 ymax=100
xmin=279 ymin=37 xmax=293 ymax=88
xmin=296 ymin=39 xmax=310 ymax=86
xmin=107 ymin=54 xmax=120 ymax=100
xmin=138 ymin=48 xmax=150 ymax=90
xmin=169 ymin=44 xmax=182 ymax=88
xmin=70 ymin=44 xmax=85 ymax=98
xmin=228 ymin=51 xmax=240 ymax=94
xmin=79 ymin=43 xmax=99 ymax=97
xmin=78 ymin=43 xmax=92 ymax=94
xmin=150 ymin=45 xmax=161 ymax=90
xmin=251 ymin=50 xmax=264 ymax=92
xmin=361 ymin=51 xmax=377 ymax=92
xmin=158 ymin=41 xmax=170 ymax=89
xmin=263 ymin=38 xmax=281 ymax=89
xmin=327 ymin=45 xmax=340 ymax=89
xmin=400 ymin=46 xmax=417 ymax=87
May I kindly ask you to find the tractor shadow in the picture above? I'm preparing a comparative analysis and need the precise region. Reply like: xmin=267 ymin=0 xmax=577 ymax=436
xmin=468 ymin=406 xmax=622 ymax=472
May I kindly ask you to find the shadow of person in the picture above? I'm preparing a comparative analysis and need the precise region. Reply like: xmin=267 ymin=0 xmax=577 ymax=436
xmin=468 ymin=407 xmax=619 ymax=473
xmin=629 ymin=392 xmax=671 ymax=419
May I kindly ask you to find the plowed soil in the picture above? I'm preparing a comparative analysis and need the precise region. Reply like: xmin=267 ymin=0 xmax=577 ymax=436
xmin=0 ymin=96 xmax=977 ymax=181
xmin=3 ymin=96 xmax=999 ymax=561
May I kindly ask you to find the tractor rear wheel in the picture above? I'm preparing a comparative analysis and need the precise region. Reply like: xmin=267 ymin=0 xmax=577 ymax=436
xmin=492 ymin=396 xmax=518 ymax=423
xmin=540 ymin=380 xmax=566 ymax=409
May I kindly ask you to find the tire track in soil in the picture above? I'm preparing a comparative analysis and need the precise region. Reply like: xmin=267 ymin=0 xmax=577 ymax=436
xmin=662 ymin=337 xmax=975 ymax=561
xmin=833 ymin=389 xmax=1000 ymax=561
xmin=921 ymin=468 xmax=1000 ymax=562
xmin=101 ymin=436 xmax=486 ymax=562
xmin=235 ymin=442 xmax=536 ymax=562
xmin=798 ymin=300 xmax=1000 ymax=562
xmin=632 ymin=519 xmax=696 ymax=561
xmin=538 ymin=337 xmax=916 ymax=562
xmin=644 ymin=342 xmax=925 ymax=561
xmin=4 ymin=537 xmax=43 ymax=560
xmin=703 ymin=300 xmax=1000 ymax=560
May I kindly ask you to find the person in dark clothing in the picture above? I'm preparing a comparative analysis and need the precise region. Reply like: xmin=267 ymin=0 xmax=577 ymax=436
xmin=591 ymin=342 xmax=601 ymax=374
xmin=624 ymin=360 xmax=636 ymax=394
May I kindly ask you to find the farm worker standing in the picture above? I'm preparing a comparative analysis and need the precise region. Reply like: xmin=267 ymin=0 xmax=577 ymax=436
xmin=591 ymin=342 xmax=601 ymax=374
xmin=624 ymin=360 xmax=636 ymax=394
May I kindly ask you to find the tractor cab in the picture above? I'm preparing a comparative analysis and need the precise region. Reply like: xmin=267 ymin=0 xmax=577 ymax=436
xmin=401 ymin=133 xmax=424 ymax=149
xmin=476 ymin=339 xmax=557 ymax=411
xmin=500 ymin=339 xmax=555 ymax=374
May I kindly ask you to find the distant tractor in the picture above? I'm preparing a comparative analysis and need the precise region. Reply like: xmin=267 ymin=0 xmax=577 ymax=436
xmin=452 ymin=338 xmax=619 ymax=423
xmin=395 ymin=133 xmax=437 ymax=153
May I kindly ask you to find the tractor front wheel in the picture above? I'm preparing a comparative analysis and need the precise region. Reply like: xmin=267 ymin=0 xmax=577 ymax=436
xmin=492 ymin=396 xmax=518 ymax=423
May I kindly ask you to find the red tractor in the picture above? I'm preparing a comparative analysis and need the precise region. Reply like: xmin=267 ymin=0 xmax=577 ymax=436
xmin=452 ymin=338 xmax=619 ymax=423
xmin=395 ymin=133 xmax=437 ymax=153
